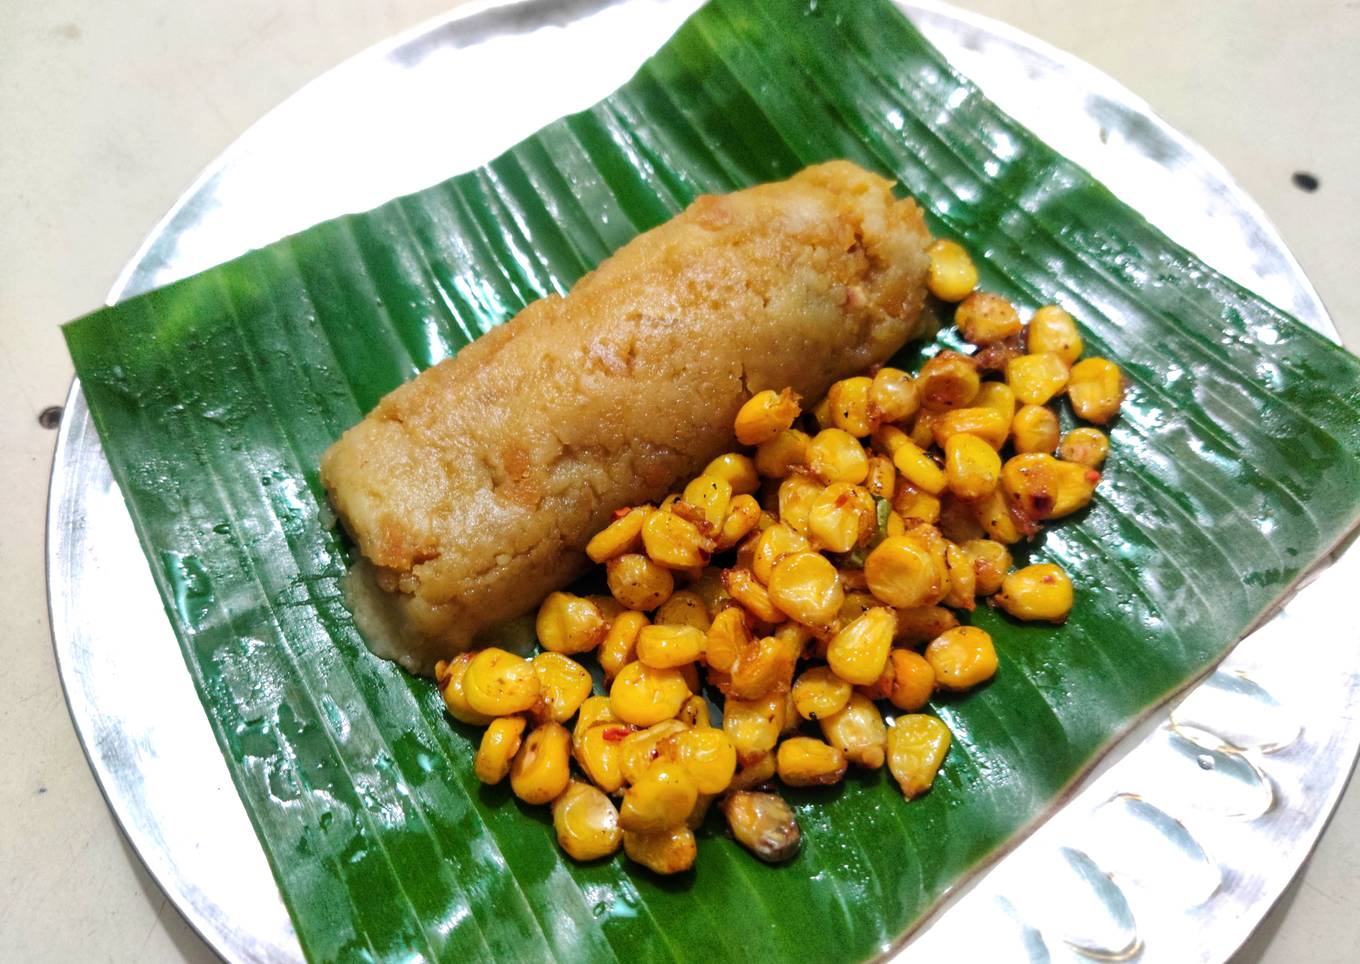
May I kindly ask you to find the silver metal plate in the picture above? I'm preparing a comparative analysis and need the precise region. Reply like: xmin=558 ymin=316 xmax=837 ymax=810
xmin=46 ymin=2 xmax=1355 ymax=962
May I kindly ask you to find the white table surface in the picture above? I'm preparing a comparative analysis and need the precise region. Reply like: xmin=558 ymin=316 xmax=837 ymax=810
xmin=2 ymin=1 xmax=1357 ymax=961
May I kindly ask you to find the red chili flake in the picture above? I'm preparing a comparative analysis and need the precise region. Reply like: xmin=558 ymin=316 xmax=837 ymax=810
xmin=601 ymin=727 xmax=631 ymax=742
xmin=611 ymin=507 xmax=633 ymax=520
xmin=1085 ymin=470 xmax=1102 ymax=484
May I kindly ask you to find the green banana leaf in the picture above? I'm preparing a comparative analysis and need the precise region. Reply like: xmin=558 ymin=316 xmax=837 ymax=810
xmin=63 ymin=0 xmax=1360 ymax=960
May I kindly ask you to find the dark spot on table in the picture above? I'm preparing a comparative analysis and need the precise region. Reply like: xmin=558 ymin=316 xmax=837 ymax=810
xmin=1291 ymin=171 xmax=1320 ymax=193
xmin=38 ymin=405 xmax=63 ymax=429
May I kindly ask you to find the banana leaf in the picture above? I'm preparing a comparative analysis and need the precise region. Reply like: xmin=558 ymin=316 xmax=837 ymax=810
xmin=62 ymin=0 xmax=1360 ymax=960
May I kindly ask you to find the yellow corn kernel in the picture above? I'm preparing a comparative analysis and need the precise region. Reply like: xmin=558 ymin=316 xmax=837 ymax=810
xmin=623 ymin=825 xmax=696 ymax=875
xmin=734 ymin=388 xmax=801 ymax=446
xmin=1011 ymin=403 xmax=1060 ymax=454
xmin=826 ymin=607 xmax=896 ymax=686
xmin=463 ymin=648 xmax=541 ymax=717
xmin=666 ymin=727 xmax=737 ymax=794
xmin=856 ymin=650 xmax=897 ymax=700
xmin=704 ymin=452 xmax=760 ymax=495
xmin=573 ymin=695 xmax=618 ymax=747
xmin=727 ymin=752 xmax=778 ymax=792
xmin=792 ymin=666 xmax=853 ymax=721
xmin=620 ymin=761 xmax=699 ymax=833
xmin=869 ymin=366 xmax=920 ymax=426
xmin=730 ymin=629 xmax=801 ymax=699
xmin=820 ymin=693 xmax=887 ymax=769
xmin=944 ymin=433 xmax=1001 ymax=500
xmin=598 ymin=610 xmax=648 ymax=681
xmin=717 ymin=494 xmax=762 ymax=549
xmin=724 ymin=692 xmax=786 ymax=765
xmin=1067 ymin=357 xmax=1124 ymax=424
xmin=678 ymin=695 xmax=711 ymax=729
xmin=654 ymin=590 xmax=712 ymax=633
xmin=871 ymin=423 xmax=911 ymax=459
xmin=754 ymin=428 xmax=811 ymax=479
xmin=586 ymin=506 xmax=650 ymax=564
xmin=807 ymin=482 xmax=875 ymax=554
xmin=768 ymin=551 xmax=844 ymax=629
xmin=552 ymin=781 xmax=622 ymax=861
xmin=574 ymin=723 xmax=627 ymax=793
xmin=1026 ymin=304 xmax=1083 ymax=365
xmin=894 ymin=605 xmax=960 ymax=645
xmin=932 ymin=405 xmax=1011 ymax=450
xmin=942 ymin=541 xmax=977 ymax=611
xmin=887 ymin=714 xmax=951 ymax=799
xmin=776 ymin=736 xmax=849 ymax=787
xmin=962 ymin=539 xmax=1012 ymax=596
xmin=1002 ymin=452 xmax=1098 ymax=521
xmin=918 ymin=351 xmax=981 ymax=411
xmin=891 ymin=482 xmax=941 ymax=526
xmin=474 ymin=716 xmax=527 ymax=784
xmin=704 ymin=606 xmax=750 ymax=674
xmin=996 ymin=562 xmax=1073 ymax=623
xmin=606 ymin=553 xmax=675 ymax=611
xmin=837 ymin=590 xmax=878 ymax=627
xmin=937 ymin=493 xmax=986 ymax=544
xmin=1059 ymin=427 xmax=1109 ymax=469
xmin=807 ymin=428 xmax=870 ymax=485
xmin=970 ymin=488 xmax=1023 ymax=544
xmin=436 ymin=653 xmax=494 ymax=725
xmin=925 ymin=238 xmax=979 ymax=302
xmin=536 ymin=591 xmax=608 ymax=655
xmin=955 ymin=291 xmax=1022 ymax=345
xmin=909 ymin=409 xmax=942 ymax=449
xmin=1006 ymin=352 xmax=1070 ymax=406
xmin=777 ymin=473 xmax=824 ymax=536
xmin=679 ymin=474 xmax=731 ymax=531
xmin=751 ymin=523 xmax=811 ymax=585
xmin=532 ymin=652 xmax=593 ymax=723
xmin=590 ymin=594 xmax=626 ymax=626
xmin=864 ymin=454 xmax=897 ymax=501
xmin=887 ymin=650 xmax=936 ymax=712
xmin=822 ymin=376 xmax=872 ymax=437
xmin=864 ymin=535 xmax=942 ymax=609
xmin=973 ymin=381 xmax=1017 ymax=423
xmin=926 ymin=626 xmax=998 ymax=691
xmin=722 ymin=567 xmax=785 ymax=624
xmin=642 ymin=508 xmax=712 ymax=570
xmin=885 ymin=510 xmax=908 ymax=537
xmin=890 ymin=438 xmax=946 ymax=495
xmin=636 ymin=624 xmax=706 ymax=669
xmin=619 ymin=719 xmax=688 ymax=785
xmin=687 ymin=567 xmax=731 ymax=617
xmin=509 ymin=721 xmax=571 ymax=805
xmin=609 ymin=661 xmax=691 ymax=727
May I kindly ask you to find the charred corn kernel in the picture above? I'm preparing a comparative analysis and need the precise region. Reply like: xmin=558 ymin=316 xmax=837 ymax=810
xmin=667 ymin=727 xmax=737 ymax=794
xmin=598 ymin=610 xmax=648 ymax=680
xmin=1011 ymin=403 xmax=1060 ymax=454
xmin=962 ymin=539 xmax=1012 ymax=596
xmin=1068 ymin=357 xmax=1124 ymax=424
xmin=681 ymin=474 xmax=732 ymax=530
xmin=926 ymin=626 xmax=998 ymax=691
xmin=887 ymin=715 xmax=951 ymax=799
xmin=474 ymin=716 xmax=527 ymax=784
xmin=864 ymin=535 xmax=942 ymax=609
xmin=820 ymin=693 xmax=887 ymax=769
xmin=574 ymin=723 xmax=627 ymax=793
xmin=536 ymin=592 xmax=608 ymax=655
xmin=636 ymin=624 xmax=706 ymax=669
xmin=871 ymin=423 xmax=911 ymax=459
xmin=734 ymin=388 xmax=801 ymax=446
xmin=623 ymin=825 xmax=696 ymax=875
xmin=619 ymin=720 xmax=689 ymax=785
xmin=944 ymin=433 xmax=1001 ymax=500
xmin=887 ymin=650 xmax=936 ymax=711
xmin=464 ymin=648 xmax=541 ymax=716
xmin=724 ymin=693 xmax=786 ymax=764
xmin=942 ymin=541 xmax=977 ymax=611
xmin=925 ymin=238 xmax=979 ymax=302
xmin=642 ymin=508 xmax=712 ymax=570
xmin=1007 ymin=352 xmax=1071 ymax=406
xmin=937 ymin=493 xmax=986 ymax=544
xmin=532 ymin=653 xmax=593 ymax=723
xmin=996 ymin=562 xmax=1074 ymax=623
xmin=609 ymin=661 xmax=690 ymax=727
xmin=1059 ymin=427 xmax=1109 ymax=468
xmin=827 ymin=607 xmax=896 ymax=686
xmin=552 ymin=781 xmax=622 ymax=861
xmin=677 ymin=695 xmax=711 ymax=729
xmin=728 ymin=751 xmax=778 ymax=791
xmin=777 ymin=473 xmax=823 ymax=536
xmin=894 ymin=605 xmax=959 ymax=645
xmin=573 ymin=695 xmax=618 ymax=747
xmin=509 ymin=721 xmax=571 ymax=805
xmin=918 ymin=351 xmax=981 ymax=411
xmin=1002 ymin=452 xmax=1098 ymax=520
xmin=752 ymin=523 xmax=811 ymax=585
xmin=870 ymin=366 xmax=920 ymax=425
xmin=891 ymin=438 xmax=946 ymax=495
xmin=722 ymin=567 xmax=785 ymax=624
xmin=973 ymin=381 xmax=1017 ymax=424
xmin=620 ymin=761 xmax=699 ymax=833
xmin=891 ymin=482 xmax=941 ymax=525
xmin=754 ymin=428 xmax=810 ymax=479
xmin=768 ymin=551 xmax=844 ymax=629
xmin=1027 ymin=304 xmax=1084 ymax=365
xmin=792 ymin=666 xmax=853 ymax=721
xmin=607 ymin=553 xmax=674 ymax=611
xmin=777 ymin=736 xmax=848 ymax=787
xmin=806 ymin=428 xmax=870 ymax=485
xmin=436 ymin=653 xmax=494 ymax=725
xmin=864 ymin=454 xmax=897 ymax=500
xmin=687 ymin=567 xmax=731 ymax=617
xmin=654 ymin=591 xmax=711 ymax=632
xmin=933 ymin=406 xmax=1011 ymax=450
xmin=970 ymin=488 xmax=1023 ymax=544
xmin=704 ymin=452 xmax=760 ymax=495
xmin=955 ymin=291 xmax=1022 ymax=345
xmin=704 ymin=606 xmax=750 ymax=673
xmin=807 ymin=482 xmax=875 ymax=553
xmin=586 ymin=506 xmax=650 ymax=563
xmin=909 ymin=409 xmax=942 ymax=448
xmin=717 ymin=494 xmax=761 ymax=549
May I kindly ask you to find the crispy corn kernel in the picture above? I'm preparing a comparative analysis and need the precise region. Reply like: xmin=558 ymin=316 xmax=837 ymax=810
xmin=942 ymin=541 xmax=977 ymax=611
xmin=806 ymin=428 xmax=870 ymax=485
xmin=734 ymin=388 xmax=801 ymax=446
xmin=887 ymin=650 xmax=936 ymax=711
xmin=474 ymin=716 xmax=527 ymax=784
xmin=620 ymin=761 xmax=699 ymax=833
xmin=1026 ymin=304 xmax=1083 ymax=365
xmin=864 ymin=454 xmax=897 ymax=501
xmin=586 ymin=506 xmax=651 ymax=564
xmin=754 ymin=428 xmax=811 ymax=479
xmin=727 ymin=751 xmax=777 ymax=792
xmin=723 ymin=790 xmax=801 ymax=863
xmin=937 ymin=493 xmax=986 ymax=544
xmin=598 ymin=610 xmax=648 ymax=681
xmin=824 ymin=376 xmax=873 ymax=437
xmin=509 ymin=721 xmax=571 ymax=805
xmin=885 ymin=509 xmax=909 ymax=536
xmin=436 ymin=653 xmax=494 ymax=725
xmin=819 ymin=693 xmax=887 ymax=769
xmin=681 ymin=474 xmax=733 ymax=530
xmin=532 ymin=652 xmax=593 ymax=723
xmin=609 ymin=661 xmax=691 ymax=727
xmin=926 ymin=626 xmax=998 ymax=690
xmin=636 ymin=624 xmax=706 ymax=669
xmin=776 ymin=736 xmax=848 ymax=787
xmin=687 ymin=567 xmax=731 ymax=617
xmin=724 ymin=692 xmax=786 ymax=765
xmin=1067 ymin=357 xmax=1124 ymax=424
xmin=536 ymin=592 xmax=608 ymax=655
xmin=768 ymin=551 xmax=844 ymax=629
xmin=552 ymin=781 xmax=622 ymax=861
xmin=894 ymin=605 xmax=959 ymax=645
xmin=722 ymin=567 xmax=785 ymax=624
xmin=606 ymin=553 xmax=674 ymax=611
xmin=973 ymin=381 xmax=1017 ymax=423
xmin=623 ymin=825 xmax=696 ymax=875
xmin=686 ymin=793 xmax=714 ymax=830
xmin=619 ymin=720 xmax=689 ymax=785
xmin=809 ymin=394 xmax=835 ymax=430
xmin=590 ymin=594 xmax=626 ymax=625
xmin=655 ymin=590 xmax=711 ymax=632
xmin=891 ymin=482 xmax=941 ymax=525
xmin=726 ymin=633 xmax=791 ymax=699
xmin=887 ymin=714 xmax=951 ymax=799
xmin=955 ymin=291 xmax=1022 ymax=345
xmin=574 ymin=723 xmax=627 ymax=793
xmin=666 ymin=727 xmax=737 ymax=794
xmin=962 ymin=539 xmax=1012 ymax=596
xmin=751 ymin=523 xmax=811 ymax=585
xmin=995 ymin=562 xmax=1074 ymax=623
xmin=925 ymin=238 xmax=979 ymax=302
xmin=704 ymin=606 xmax=751 ymax=674
xmin=1011 ymin=403 xmax=1060 ymax=454
xmin=642 ymin=507 xmax=712 ymax=570
xmin=1059 ymin=427 xmax=1109 ymax=469
xmin=791 ymin=666 xmax=853 ymax=721
xmin=1006 ymin=352 xmax=1070 ymax=406
xmin=918 ymin=351 xmax=981 ymax=411
xmin=837 ymin=590 xmax=878 ymax=625
xmin=777 ymin=473 xmax=824 ymax=536
xmin=944 ymin=433 xmax=1001 ymax=500
xmin=717 ymin=494 xmax=762 ymax=549
xmin=1002 ymin=452 xmax=1098 ymax=521
xmin=932 ymin=405 xmax=1011 ymax=450
xmin=909 ymin=409 xmax=942 ymax=448
xmin=864 ymin=535 xmax=942 ymax=609
xmin=970 ymin=488 xmax=1023 ymax=544
xmin=826 ymin=607 xmax=896 ymax=686
xmin=871 ymin=423 xmax=911 ymax=459
xmin=890 ymin=437 xmax=946 ymax=495
xmin=678 ymin=694 xmax=711 ymax=729
xmin=856 ymin=653 xmax=897 ymax=700
xmin=573 ymin=695 xmax=618 ymax=746
xmin=870 ymin=366 xmax=920 ymax=425
xmin=464 ymin=648 xmax=541 ymax=716
xmin=807 ymin=482 xmax=875 ymax=553
xmin=704 ymin=452 xmax=760 ymax=495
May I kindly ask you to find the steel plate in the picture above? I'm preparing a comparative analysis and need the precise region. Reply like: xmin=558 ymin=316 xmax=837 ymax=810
xmin=46 ymin=1 xmax=1357 ymax=962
